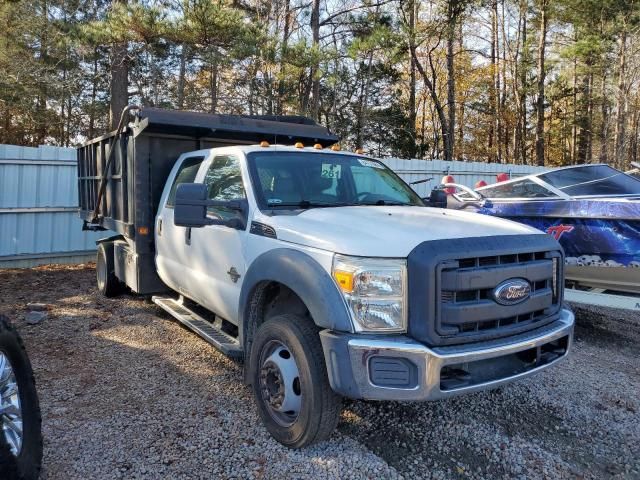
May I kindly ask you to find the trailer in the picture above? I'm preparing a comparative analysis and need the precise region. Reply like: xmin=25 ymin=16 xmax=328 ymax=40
xmin=77 ymin=107 xmax=338 ymax=294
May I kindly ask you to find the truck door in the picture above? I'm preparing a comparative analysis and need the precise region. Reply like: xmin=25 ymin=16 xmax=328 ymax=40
xmin=187 ymin=154 xmax=248 ymax=323
xmin=155 ymin=155 xmax=206 ymax=293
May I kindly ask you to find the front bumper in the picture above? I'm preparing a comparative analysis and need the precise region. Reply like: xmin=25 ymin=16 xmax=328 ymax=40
xmin=320 ymin=308 xmax=574 ymax=401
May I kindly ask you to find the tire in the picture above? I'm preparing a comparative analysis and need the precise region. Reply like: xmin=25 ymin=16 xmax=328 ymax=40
xmin=250 ymin=314 xmax=342 ymax=448
xmin=0 ymin=316 xmax=43 ymax=480
xmin=96 ymin=242 xmax=122 ymax=297
xmin=0 ymin=435 xmax=19 ymax=480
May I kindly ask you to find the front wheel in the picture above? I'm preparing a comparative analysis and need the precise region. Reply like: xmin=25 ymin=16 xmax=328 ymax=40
xmin=250 ymin=314 xmax=342 ymax=448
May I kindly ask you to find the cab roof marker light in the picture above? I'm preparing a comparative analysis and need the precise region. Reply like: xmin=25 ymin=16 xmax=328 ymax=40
xmin=313 ymin=143 xmax=323 ymax=149
xmin=260 ymin=140 xmax=270 ymax=147
xmin=330 ymin=144 xmax=341 ymax=151
xmin=294 ymin=142 xmax=304 ymax=148
xmin=355 ymin=148 xmax=365 ymax=154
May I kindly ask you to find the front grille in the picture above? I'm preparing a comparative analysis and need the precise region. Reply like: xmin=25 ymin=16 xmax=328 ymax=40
xmin=442 ymin=280 xmax=549 ymax=305
xmin=436 ymin=251 xmax=561 ymax=341
xmin=407 ymin=234 xmax=565 ymax=347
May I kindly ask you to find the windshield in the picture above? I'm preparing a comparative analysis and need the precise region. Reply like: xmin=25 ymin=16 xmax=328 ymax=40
xmin=539 ymin=165 xmax=640 ymax=196
xmin=247 ymin=151 xmax=423 ymax=209
xmin=477 ymin=179 xmax=559 ymax=199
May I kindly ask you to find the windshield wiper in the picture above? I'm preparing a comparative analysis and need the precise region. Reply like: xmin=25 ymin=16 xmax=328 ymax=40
xmin=355 ymin=200 xmax=415 ymax=206
xmin=266 ymin=200 xmax=355 ymax=209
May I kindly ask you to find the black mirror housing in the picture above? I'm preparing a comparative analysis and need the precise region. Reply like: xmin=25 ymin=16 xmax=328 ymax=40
xmin=174 ymin=183 xmax=211 ymax=227
xmin=174 ymin=183 xmax=247 ymax=229
xmin=426 ymin=189 xmax=448 ymax=208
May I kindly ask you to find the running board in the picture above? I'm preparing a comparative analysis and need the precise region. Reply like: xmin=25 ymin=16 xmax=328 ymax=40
xmin=152 ymin=296 xmax=243 ymax=358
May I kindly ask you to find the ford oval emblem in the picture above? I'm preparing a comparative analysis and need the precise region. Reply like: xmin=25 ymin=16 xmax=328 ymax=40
xmin=493 ymin=278 xmax=531 ymax=306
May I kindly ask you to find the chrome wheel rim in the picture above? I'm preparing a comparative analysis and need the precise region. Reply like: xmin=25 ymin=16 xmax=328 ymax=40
xmin=96 ymin=252 xmax=106 ymax=290
xmin=259 ymin=341 xmax=302 ymax=427
xmin=0 ymin=351 xmax=22 ymax=456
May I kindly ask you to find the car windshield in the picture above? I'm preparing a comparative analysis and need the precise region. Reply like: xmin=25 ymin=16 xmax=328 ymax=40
xmin=538 ymin=165 xmax=640 ymax=196
xmin=477 ymin=179 xmax=559 ymax=199
xmin=247 ymin=151 xmax=423 ymax=209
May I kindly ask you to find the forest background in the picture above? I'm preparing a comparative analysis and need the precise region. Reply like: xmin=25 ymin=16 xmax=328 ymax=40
xmin=1 ymin=0 xmax=639 ymax=168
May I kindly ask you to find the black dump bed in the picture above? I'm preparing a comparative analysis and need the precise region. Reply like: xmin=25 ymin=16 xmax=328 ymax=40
xmin=77 ymin=107 xmax=338 ymax=293
xmin=78 ymin=107 xmax=337 ymax=236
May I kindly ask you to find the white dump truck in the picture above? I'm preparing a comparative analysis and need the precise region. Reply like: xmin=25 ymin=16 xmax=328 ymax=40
xmin=78 ymin=107 xmax=574 ymax=448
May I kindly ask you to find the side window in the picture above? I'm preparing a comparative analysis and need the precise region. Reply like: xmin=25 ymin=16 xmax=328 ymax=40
xmin=166 ymin=156 xmax=205 ymax=208
xmin=204 ymin=155 xmax=246 ymax=219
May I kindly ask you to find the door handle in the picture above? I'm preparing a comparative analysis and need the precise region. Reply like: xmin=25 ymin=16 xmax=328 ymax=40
xmin=185 ymin=227 xmax=192 ymax=245
xmin=158 ymin=219 xmax=162 ymax=236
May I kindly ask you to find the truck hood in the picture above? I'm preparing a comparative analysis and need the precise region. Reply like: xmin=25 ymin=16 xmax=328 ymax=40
xmin=262 ymin=206 xmax=542 ymax=257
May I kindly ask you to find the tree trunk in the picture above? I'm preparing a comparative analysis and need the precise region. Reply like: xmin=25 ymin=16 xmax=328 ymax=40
xmin=420 ymin=94 xmax=428 ymax=156
xmin=488 ymin=5 xmax=496 ymax=162
xmin=598 ymin=72 xmax=608 ymax=163
xmin=572 ymin=48 xmax=577 ymax=164
xmin=61 ymin=62 xmax=67 ymax=144
xmin=517 ymin=0 xmax=527 ymax=164
xmin=411 ymin=49 xmax=450 ymax=160
xmin=277 ymin=0 xmax=291 ymax=115
xmin=576 ymin=67 xmax=593 ymax=164
xmin=209 ymin=57 xmax=219 ymax=114
xmin=356 ymin=51 xmax=374 ymax=148
xmin=36 ymin=0 xmax=49 ymax=144
xmin=535 ymin=0 xmax=548 ymax=166
xmin=500 ymin=0 xmax=509 ymax=161
xmin=109 ymin=0 xmax=128 ymax=130
xmin=446 ymin=5 xmax=456 ymax=161
xmin=408 ymin=0 xmax=417 ymax=158
xmin=630 ymin=93 xmax=639 ymax=164
xmin=310 ymin=0 xmax=320 ymax=120
xmin=493 ymin=0 xmax=502 ymax=163
xmin=457 ymin=23 xmax=464 ymax=160
xmin=177 ymin=45 xmax=188 ymax=109
xmin=88 ymin=48 xmax=98 ymax=139
xmin=613 ymin=29 xmax=627 ymax=168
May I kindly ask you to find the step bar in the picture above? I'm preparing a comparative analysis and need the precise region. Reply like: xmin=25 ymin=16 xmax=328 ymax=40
xmin=152 ymin=296 xmax=243 ymax=358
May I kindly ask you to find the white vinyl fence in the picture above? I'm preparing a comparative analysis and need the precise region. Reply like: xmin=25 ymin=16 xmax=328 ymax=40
xmin=0 ymin=144 xmax=106 ymax=268
xmin=0 ymin=142 xmax=547 ymax=269
xmin=381 ymin=158 xmax=546 ymax=198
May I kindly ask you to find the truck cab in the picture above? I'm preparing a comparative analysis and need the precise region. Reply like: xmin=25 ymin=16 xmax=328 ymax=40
xmin=79 ymin=108 xmax=574 ymax=448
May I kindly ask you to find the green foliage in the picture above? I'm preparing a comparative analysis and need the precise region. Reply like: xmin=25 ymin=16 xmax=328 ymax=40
xmin=1 ymin=0 xmax=640 ymax=168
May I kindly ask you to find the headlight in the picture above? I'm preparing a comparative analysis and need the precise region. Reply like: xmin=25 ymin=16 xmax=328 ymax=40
xmin=332 ymin=254 xmax=407 ymax=333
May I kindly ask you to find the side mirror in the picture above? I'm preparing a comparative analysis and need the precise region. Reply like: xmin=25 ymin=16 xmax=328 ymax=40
xmin=426 ymin=189 xmax=448 ymax=208
xmin=174 ymin=183 xmax=246 ymax=228
xmin=174 ymin=183 xmax=210 ymax=227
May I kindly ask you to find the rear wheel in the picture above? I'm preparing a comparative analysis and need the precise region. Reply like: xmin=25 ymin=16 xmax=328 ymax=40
xmin=250 ymin=314 xmax=342 ymax=448
xmin=0 ymin=316 xmax=42 ymax=480
xmin=96 ymin=242 xmax=122 ymax=297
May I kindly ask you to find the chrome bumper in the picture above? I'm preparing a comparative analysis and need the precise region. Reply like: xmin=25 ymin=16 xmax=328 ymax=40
xmin=320 ymin=308 xmax=574 ymax=401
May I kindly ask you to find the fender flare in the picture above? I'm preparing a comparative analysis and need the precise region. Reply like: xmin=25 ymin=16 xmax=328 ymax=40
xmin=239 ymin=248 xmax=353 ymax=345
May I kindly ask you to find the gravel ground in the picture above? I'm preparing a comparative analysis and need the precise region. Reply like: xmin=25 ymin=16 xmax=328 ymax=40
xmin=0 ymin=263 xmax=638 ymax=480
